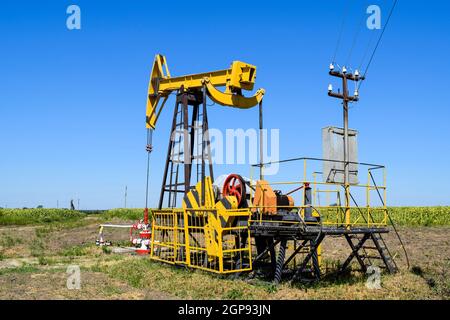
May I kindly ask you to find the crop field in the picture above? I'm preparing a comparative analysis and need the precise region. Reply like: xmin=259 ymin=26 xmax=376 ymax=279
xmin=0 ymin=207 xmax=449 ymax=300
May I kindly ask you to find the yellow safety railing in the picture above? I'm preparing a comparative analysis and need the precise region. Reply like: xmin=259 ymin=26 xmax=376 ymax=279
xmin=249 ymin=157 xmax=388 ymax=228
xmin=150 ymin=208 xmax=252 ymax=274
xmin=150 ymin=209 xmax=186 ymax=264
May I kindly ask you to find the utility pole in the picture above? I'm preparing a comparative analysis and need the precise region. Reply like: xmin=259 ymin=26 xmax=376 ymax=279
xmin=124 ymin=185 xmax=128 ymax=208
xmin=327 ymin=65 xmax=364 ymax=227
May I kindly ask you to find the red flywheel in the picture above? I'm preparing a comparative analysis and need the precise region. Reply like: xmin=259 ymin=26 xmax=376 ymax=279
xmin=222 ymin=174 xmax=247 ymax=208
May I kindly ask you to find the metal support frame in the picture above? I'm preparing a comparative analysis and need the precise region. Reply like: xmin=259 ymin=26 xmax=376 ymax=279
xmin=341 ymin=233 xmax=371 ymax=273
xmin=158 ymin=87 xmax=214 ymax=209
xmin=283 ymin=240 xmax=309 ymax=268
xmin=292 ymin=234 xmax=325 ymax=281
xmin=250 ymin=222 xmax=396 ymax=283
xmin=253 ymin=238 xmax=280 ymax=266
xmin=340 ymin=232 xmax=398 ymax=274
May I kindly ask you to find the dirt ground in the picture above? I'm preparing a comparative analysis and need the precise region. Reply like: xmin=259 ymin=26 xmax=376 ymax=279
xmin=0 ymin=218 xmax=174 ymax=300
xmin=322 ymin=226 xmax=450 ymax=271
xmin=0 ymin=218 xmax=448 ymax=300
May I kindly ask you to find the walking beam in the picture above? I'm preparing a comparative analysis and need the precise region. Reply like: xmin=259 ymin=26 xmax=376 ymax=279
xmin=146 ymin=54 xmax=265 ymax=129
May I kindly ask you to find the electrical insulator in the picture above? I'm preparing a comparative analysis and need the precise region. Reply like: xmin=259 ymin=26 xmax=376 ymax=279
xmin=342 ymin=66 xmax=347 ymax=74
xmin=355 ymin=69 xmax=360 ymax=77
xmin=329 ymin=63 xmax=335 ymax=71
xmin=354 ymin=90 xmax=359 ymax=97
xmin=328 ymin=84 xmax=333 ymax=93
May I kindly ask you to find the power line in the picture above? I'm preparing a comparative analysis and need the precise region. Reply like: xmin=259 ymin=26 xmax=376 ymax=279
xmin=358 ymin=25 xmax=378 ymax=71
xmin=346 ymin=1 xmax=368 ymax=66
xmin=362 ymin=0 xmax=398 ymax=80
xmin=332 ymin=0 xmax=352 ymax=64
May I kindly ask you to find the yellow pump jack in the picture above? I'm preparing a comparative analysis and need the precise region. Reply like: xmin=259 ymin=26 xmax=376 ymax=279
xmin=142 ymin=54 xmax=265 ymax=272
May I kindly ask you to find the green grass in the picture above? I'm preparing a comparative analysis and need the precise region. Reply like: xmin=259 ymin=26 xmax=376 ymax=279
xmin=34 ymin=219 xmax=92 ymax=237
xmin=101 ymin=246 xmax=112 ymax=254
xmin=39 ymin=256 xmax=51 ymax=265
xmin=101 ymin=284 xmax=124 ymax=296
xmin=102 ymin=258 xmax=274 ymax=299
xmin=0 ymin=208 xmax=85 ymax=225
xmin=0 ymin=208 xmax=145 ymax=226
xmin=1 ymin=235 xmax=23 ymax=248
xmin=59 ymin=245 xmax=90 ymax=257
xmin=101 ymin=208 xmax=147 ymax=221
xmin=29 ymin=239 xmax=45 ymax=257
xmin=102 ymin=258 xmax=436 ymax=300
xmin=0 ymin=264 xmax=39 ymax=276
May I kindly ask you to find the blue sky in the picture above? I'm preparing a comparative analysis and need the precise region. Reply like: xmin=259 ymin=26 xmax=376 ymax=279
xmin=0 ymin=0 xmax=449 ymax=209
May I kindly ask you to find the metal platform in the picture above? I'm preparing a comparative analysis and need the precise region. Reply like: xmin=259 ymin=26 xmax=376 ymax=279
xmin=249 ymin=219 xmax=397 ymax=283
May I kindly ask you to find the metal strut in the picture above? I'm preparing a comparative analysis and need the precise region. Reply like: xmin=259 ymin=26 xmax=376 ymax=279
xmin=291 ymin=234 xmax=325 ymax=282
xmin=158 ymin=87 xmax=214 ymax=209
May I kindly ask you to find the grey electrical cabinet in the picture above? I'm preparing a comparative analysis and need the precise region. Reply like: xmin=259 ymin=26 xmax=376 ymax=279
xmin=322 ymin=126 xmax=359 ymax=185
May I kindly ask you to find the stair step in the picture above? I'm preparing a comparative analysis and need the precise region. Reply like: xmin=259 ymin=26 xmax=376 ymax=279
xmin=362 ymin=255 xmax=383 ymax=260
